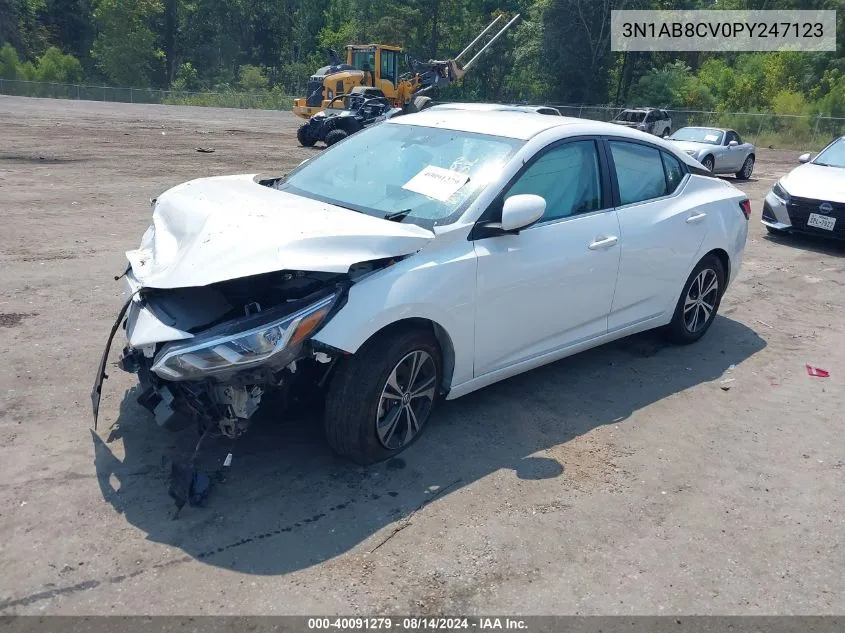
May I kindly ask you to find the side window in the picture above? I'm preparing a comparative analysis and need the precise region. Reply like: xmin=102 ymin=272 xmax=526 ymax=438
xmin=661 ymin=151 xmax=686 ymax=194
xmin=609 ymin=141 xmax=668 ymax=205
xmin=380 ymin=50 xmax=397 ymax=85
xmin=725 ymin=131 xmax=739 ymax=145
xmin=505 ymin=140 xmax=603 ymax=222
xmin=644 ymin=111 xmax=654 ymax=122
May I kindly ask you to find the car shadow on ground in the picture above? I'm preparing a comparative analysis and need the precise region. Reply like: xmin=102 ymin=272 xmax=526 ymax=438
xmin=763 ymin=231 xmax=845 ymax=257
xmin=93 ymin=316 xmax=765 ymax=576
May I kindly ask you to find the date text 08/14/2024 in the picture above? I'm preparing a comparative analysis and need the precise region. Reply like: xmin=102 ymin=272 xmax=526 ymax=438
xmin=307 ymin=618 xmax=529 ymax=630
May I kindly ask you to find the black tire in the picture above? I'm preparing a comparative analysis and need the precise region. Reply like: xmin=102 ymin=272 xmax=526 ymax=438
xmin=701 ymin=155 xmax=715 ymax=172
xmin=296 ymin=123 xmax=317 ymax=147
xmin=413 ymin=95 xmax=433 ymax=112
xmin=324 ymin=327 xmax=442 ymax=465
xmin=324 ymin=128 xmax=348 ymax=146
xmin=664 ymin=254 xmax=726 ymax=345
xmin=735 ymin=155 xmax=754 ymax=180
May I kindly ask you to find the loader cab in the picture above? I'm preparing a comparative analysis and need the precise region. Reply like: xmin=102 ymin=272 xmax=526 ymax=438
xmin=346 ymin=45 xmax=401 ymax=97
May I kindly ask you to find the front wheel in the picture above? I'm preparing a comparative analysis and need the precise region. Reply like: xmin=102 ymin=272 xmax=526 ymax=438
xmin=701 ymin=155 xmax=715 ymax=172
xmin=736 ymin=156 xmax=754 ymax=180
xmin=296 ymin=123 xmax=317 ymax=147
xmin=664 ymin=255 xmax=726 ymax=344
xmin=324 ymin=128 xmax=348 ymax=146
xmin=324 ymin=328 xmax=442 ymax=465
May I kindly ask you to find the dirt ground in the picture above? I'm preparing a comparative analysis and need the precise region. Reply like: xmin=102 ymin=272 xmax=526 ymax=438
xmin=1 ymin=96 xmax=843 ymax=615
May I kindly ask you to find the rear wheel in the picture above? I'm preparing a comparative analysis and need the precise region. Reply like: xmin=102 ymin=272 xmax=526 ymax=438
xmin=665 ymin=255 xmax=725 ymax=344
xmin=701 ymin=155 xmax=715 ymax=172
xmin=736 ymin=155 xmax=754 ymax=180
xmin=324 ymin=328 xmax=442 ymax=465
xmin=296 ymin=123 xmax=317 ymax=147
xmin=324 ymin=128 xmax=348 ymax=146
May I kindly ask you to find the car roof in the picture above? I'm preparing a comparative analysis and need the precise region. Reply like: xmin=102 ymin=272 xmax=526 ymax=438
xmin=429 ymin=102 xmax=557 ymax=113
xmin=388 ymin=109 xmax=581 ymax=139
xmin=388 ymin=108 xmax=696 ymax=144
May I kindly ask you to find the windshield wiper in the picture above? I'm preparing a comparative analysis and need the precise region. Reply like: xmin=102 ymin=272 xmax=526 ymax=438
xmin=384 ymin=208 xmax=412 ymax=222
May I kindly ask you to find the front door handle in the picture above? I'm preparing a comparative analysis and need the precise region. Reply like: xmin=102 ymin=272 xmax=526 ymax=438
xmin=686 ymin=212 xmax=707 ymax=224
xmin=588 ymin=235 xmax=618 ymax=250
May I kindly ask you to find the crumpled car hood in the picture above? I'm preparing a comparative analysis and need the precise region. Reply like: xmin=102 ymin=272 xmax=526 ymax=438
xmin=781 ymin=163 xmax=845 ymax=203
xmin=126 ymin=174 xmax=435 ymax=289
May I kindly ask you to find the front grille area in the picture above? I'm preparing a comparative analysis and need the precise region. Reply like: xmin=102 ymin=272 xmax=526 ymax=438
xmin=786 ymin=196 xmax=845 ymax=239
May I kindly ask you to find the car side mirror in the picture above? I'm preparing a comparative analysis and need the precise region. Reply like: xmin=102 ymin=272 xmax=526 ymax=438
xmin=728 ymin=140 xmax=739 ymax=147
xmin=501 ymin=194 xmax=546 ymax=232
xmin=798 ymin=152 xmax=812 ymax=163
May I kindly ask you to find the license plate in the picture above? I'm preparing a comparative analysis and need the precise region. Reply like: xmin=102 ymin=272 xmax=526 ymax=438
xmin=807 ymin=213 xmax=836 ymax=231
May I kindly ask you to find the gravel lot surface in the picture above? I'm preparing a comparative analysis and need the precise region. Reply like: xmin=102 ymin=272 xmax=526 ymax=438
xmin=1 ymin=96 xmax=843 ymax=615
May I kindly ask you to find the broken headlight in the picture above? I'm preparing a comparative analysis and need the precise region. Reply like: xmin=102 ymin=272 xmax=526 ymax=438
xmin=151 ymin=293 xmax=337 ymax=380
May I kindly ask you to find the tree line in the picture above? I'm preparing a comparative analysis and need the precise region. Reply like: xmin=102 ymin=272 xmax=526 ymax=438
xmin=0 ymin=0 xmax=843 ymax=116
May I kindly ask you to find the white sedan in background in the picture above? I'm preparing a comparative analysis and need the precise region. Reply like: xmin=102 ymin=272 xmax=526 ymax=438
xmin=762 ymin=135 xmax=845 ymax=240
xmin=94 ymin=111 xmax=750 ymax=471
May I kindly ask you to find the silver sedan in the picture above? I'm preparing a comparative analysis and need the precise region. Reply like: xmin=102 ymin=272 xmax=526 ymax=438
xmin=668 ymin=127 xmax=756 ymax=179
xmin=762 ymin=135 xmax=845 ymax=240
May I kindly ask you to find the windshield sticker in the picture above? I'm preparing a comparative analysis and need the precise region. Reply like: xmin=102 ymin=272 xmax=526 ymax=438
xmin=402 ymin=165 xmax=470 ymax=202
xmin=704 ymin=133 xmax=719 ymax=142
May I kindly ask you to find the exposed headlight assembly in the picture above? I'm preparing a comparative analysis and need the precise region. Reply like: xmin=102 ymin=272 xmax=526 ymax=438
xmin=152 ymin=293 xmax=338 ymax=380
xmin=772 ymin=181 xmax=790 ymax=203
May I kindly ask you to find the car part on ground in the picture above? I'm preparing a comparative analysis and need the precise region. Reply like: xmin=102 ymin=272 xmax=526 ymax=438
xmin=667 ymin=127 xmax=756 ymax=179
xmin=94 ymin=110 xmax=748 ymax=508
xmin=292 ymin=13 xmax=520 ymax=120
xmin=611 ymin=108 xmax=672 ymax=137
xmin=761 ymin=135 xmax=845 ymax=240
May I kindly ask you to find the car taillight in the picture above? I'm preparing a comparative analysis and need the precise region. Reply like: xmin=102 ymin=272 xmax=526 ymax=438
xmin=739 ymin=199 xmax=751 ymax=220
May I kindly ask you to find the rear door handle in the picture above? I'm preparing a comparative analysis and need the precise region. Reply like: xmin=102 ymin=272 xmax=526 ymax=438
xmin=686 ymin=212 xmax=707 ymax=224
xmin=588 ymin=235 xmax=618 ymax=250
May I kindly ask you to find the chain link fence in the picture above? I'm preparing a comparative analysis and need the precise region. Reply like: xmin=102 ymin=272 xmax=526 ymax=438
xmin=0 ymin=78 xmax=294 ymax=109
xmin=550 ymin=104 xmax=845 ymax=149
xmin=3 ymin=78 xmax=844 ymax=148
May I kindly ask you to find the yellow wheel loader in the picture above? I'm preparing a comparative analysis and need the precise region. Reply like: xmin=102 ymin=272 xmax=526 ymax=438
xmin=291 ymin=13 xmax=520 ymax=121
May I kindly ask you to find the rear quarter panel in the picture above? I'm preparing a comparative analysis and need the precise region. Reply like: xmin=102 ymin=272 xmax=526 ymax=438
xmin=684 ymin=174 xmax=748 ymax=291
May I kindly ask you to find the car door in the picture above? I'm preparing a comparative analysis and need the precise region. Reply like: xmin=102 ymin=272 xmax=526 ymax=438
xmin=472 ymin=138 xmax=621 ymax=376
xmin=722 ymin=131 xmax=744 ymax=171
xmin=606 ymin=140 xmax=708 ymax=331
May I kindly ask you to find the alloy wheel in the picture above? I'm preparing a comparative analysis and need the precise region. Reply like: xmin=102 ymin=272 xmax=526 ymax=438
xmin=376 ymin=350 xmax=437 ymax=450
xmin=683 ymin=268 xmax=719 ymax=333
xmin=742 ymin=157 xmax=754 ymax=179
xmin=703 ymin=157 xmax=714 ymax=172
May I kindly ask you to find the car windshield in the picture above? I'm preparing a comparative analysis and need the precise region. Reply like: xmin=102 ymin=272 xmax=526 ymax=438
xmin=277 ymin=123 xmax=523 ymax=228
xmin=670 ymin=128 xmax=724 ymax=145
xmin=813 ymin=137 xmax=845 ymax=168
xmin=615 ymin=110 xmax=646 ymax=123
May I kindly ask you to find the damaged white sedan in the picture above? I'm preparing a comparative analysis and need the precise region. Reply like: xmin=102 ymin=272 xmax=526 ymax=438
xmin=93 ymin=110 xmax=749 ymax=475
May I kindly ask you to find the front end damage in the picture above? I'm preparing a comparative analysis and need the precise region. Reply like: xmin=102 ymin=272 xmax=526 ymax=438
xmin=93 ymin=261 xmax=403 ymax=512
xmin=91 ymin=174 xmax=434 ymax=512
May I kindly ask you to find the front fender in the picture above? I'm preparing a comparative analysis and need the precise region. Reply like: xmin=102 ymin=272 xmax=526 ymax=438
xmin=312 ymin=241 xmax=478 ymax=390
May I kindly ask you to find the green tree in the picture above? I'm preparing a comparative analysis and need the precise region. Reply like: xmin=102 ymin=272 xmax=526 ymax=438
xmin=91 ymin=0 xmax=163 ymax=86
